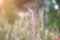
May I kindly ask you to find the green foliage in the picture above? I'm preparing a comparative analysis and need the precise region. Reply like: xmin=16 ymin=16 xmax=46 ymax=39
xmin=48 ymin=0 xmax=60 ymax=32
xmin=55 ymin=0 xmax=60 ymax=5
xmin=5 ymin=4 xmax=18 ymax=24
xmin=7 ymin=12 xmax=18 ymax=24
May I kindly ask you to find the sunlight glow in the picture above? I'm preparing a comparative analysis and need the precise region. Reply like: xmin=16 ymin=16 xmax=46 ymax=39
xmin=0 ymin=0 xmax=3 ymax=4
xmin=18 ymin=12 xmax=25 ymax=18
xmin=54 ymin=4 xmax=59 ymax=10
xmin=52 ymin=0 xmax=56 ymax=4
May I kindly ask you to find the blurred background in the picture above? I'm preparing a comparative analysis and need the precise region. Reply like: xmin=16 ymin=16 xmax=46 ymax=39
xmin=0 ymin=0 xmax=60 ymax=40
